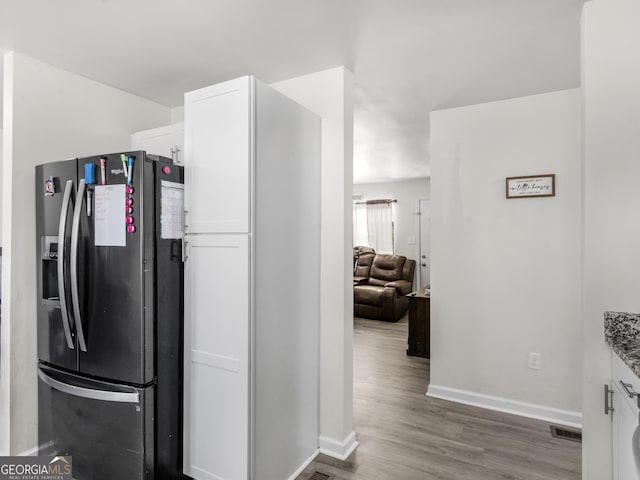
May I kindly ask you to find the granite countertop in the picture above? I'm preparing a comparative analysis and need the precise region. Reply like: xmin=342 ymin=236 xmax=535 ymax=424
xmin=605 ymin=311 xmax=640 ymax=377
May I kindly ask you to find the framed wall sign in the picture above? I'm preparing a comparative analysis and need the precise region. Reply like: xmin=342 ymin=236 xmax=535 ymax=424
xmin=505 ymin=174 xmax=555 ymax=199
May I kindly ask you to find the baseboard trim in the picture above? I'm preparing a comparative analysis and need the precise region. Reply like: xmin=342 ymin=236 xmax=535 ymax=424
xmin=287 ymin=448 xmax=320 ymax=480
xmin=318 ymin=431 xmax=359 ymax=461
xmin=426 ymin=384 xmax=582 ymax=429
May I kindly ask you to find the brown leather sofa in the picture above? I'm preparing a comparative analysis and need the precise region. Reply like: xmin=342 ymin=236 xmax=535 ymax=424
xmin=353 ymin=248 xmax=416 ymax=322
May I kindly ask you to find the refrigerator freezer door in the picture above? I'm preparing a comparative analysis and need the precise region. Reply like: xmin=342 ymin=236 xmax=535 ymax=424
xmin=38 ymin=365 xmax=154 ymax=480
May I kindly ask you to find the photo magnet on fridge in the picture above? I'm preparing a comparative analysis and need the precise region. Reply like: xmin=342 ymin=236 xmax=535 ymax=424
xmin=45 ymin=176 xmax=55 ymax=196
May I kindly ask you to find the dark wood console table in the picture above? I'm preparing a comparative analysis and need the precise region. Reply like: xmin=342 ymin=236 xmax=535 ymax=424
xmin=406 ymin=287 xmax=430 ymax=358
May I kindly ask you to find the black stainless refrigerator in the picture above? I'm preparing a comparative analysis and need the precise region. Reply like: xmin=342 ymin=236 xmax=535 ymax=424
xmin=35 ymin=151 xmax=185 ymax=480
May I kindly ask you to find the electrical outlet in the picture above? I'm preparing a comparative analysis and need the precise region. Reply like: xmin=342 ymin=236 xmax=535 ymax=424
xmin=528 ymin=352 xmax=541 ymax=370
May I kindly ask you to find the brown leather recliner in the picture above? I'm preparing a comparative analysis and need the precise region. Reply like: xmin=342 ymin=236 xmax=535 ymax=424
xmin=353 ymin=246 xmax=376 ymax=284
xmin=353 ymin=250 xmax=415 ymax=322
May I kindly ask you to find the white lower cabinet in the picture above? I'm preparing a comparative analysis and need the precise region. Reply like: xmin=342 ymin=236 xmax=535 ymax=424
xmin=612 ymin=353 xmax=640 ymax=480
xmin=185 ymin=235 xmax=250 ymax=480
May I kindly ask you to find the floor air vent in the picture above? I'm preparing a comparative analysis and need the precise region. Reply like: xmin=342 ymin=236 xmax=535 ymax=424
xmin=550 ymin=425 xmax=582 ymax=443
xmin=307 ymin=471 xmax=334 ymax=480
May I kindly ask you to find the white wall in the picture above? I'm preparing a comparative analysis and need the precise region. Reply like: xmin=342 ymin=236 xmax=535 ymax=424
xmin=272 ymin=67 xmax=357 ymax=459
xmin=582 ymin=1 xmax=640 ymax=478
xmin=354 ymin=177 xmax=430 ymax=280
xmin=429 ymin=90 xmax=583 ymax=424
xmin=0 ymin=51 xmax=170 ymax=454
xmin=171 ymin=106 xmax=185 ymax=124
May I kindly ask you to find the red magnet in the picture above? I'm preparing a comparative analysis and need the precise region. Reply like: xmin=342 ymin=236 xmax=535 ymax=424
xmin=126 ymin=198 xmax=134 ymax=206
xmin=126 ymin=186 xmax=134 ymax=195
xmin=127 ymin=225 xmax=136 ymax=234
xmin=126 ymin=216 xmax=135 ymax=225
xmin=126 ymin=207 xmax=133 ymax=214
xmin=162 ymin=166 xmax=171 ymax=175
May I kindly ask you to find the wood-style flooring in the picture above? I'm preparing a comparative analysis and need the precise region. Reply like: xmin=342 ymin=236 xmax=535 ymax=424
xmin=297 ymin=315 xmax=581 ymax=480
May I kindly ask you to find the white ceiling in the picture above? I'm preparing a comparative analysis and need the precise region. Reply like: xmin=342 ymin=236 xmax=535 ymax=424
xmin=0 ymin=0 xmax=586 ymax=184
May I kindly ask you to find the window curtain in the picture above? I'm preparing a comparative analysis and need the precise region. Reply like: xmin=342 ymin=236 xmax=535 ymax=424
xmin=353 ymin=203 xmax=369 ymax=247
xmin=366 ymin=202 xmax=393 ymax=253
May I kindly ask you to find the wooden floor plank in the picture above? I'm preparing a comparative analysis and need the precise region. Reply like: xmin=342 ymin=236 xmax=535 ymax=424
xmin=297 ymin=316 xmax=581 ymax=480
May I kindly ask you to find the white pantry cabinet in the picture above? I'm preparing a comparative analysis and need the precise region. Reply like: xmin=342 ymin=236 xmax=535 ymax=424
xmin=183 ymin=76 xmax=321 ymax=480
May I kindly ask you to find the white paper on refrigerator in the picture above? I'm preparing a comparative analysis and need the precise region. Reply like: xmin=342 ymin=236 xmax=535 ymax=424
xmin=94 ymin=184 xmax=126 ymax=247
xmin=160 ymin=180 xmax=184 ymax=240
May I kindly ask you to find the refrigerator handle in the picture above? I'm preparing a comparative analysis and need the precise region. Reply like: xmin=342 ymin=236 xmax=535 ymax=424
xmin=70 ymin=179 xmax=88 ymax=352
xmin=38 ymin=368 xmax=140 ymax=404
xmin=57 ymin=179 xmax=75 ymax=350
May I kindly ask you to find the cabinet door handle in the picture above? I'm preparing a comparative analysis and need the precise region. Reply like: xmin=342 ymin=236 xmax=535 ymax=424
xmin=605 ymin=384 xmax=615 ymax=415
xmin=171 ymin=146 xmax=182 ymax=165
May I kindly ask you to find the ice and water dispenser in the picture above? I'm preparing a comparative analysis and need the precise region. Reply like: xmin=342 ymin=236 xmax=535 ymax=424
xmin=41 ymin=236 xmax=59 ymax=301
